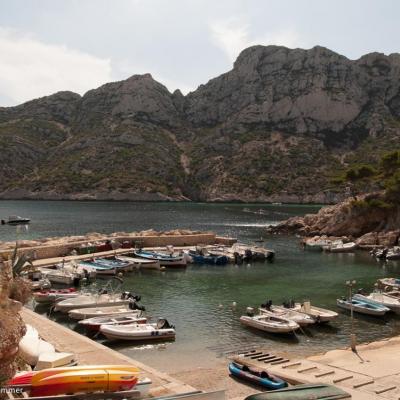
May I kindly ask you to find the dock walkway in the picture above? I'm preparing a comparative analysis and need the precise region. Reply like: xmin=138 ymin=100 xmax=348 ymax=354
xmin=21 ymin=308 xmax=195 ymax=398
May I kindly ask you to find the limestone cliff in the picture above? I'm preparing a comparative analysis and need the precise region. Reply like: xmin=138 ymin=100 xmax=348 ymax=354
xmin=1 ymin=45 xmax=400 ymax=201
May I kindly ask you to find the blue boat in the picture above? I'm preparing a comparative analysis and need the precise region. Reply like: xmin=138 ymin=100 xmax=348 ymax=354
xmin=79 ymin=261 xmax=117 ymax=275
xmin=91 ymin=258 xmax=130 ymax=270
xmin=228 ymin=362 xmax=287 ymax=390
xmin=337 ymin=297 xmax=389 ymax=317
xmin=188 ymin=250 xmax=229 ymax=265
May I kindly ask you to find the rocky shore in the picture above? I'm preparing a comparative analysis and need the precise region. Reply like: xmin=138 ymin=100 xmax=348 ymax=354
xmin=267 ymin=192 xmax=400 ymax=248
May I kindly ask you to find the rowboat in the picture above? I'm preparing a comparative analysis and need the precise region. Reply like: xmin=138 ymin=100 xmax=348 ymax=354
xmin=244 ymin=383 xmax=351 ymax=400
xmin=78 ymin=261 xmax=117 ymax=275
xmin=187 ymin=250 xmax=229 ymax=265
xmin=54 ymin=293 xmax=131 ymax=313
xmin=386 ymin=247 xmax=400 ymax=260
xmin=259 ymin=305 xmax=315 ymax=326
xmin=18 ymin=325 xmax=55 ymax=366
xmin=1 ymin=215 xmax=30 ymax=225
xmin=292 ymin=302 xmax=338 ymax=323
xmin=228 ymin=361 xmax=287 ymax=390
xmin=134 ymin=250 xmax=187 ymax=267
xmin=69 ymin=305 xmax=143 ymax=320
xmin=78 ymin=313 xmax=147 ymax=332
xmin=7 ymin=365 xmax=140 ymax=396
xmin=116 ymin=255 xmax=161 ymax=270
xmin=354 ymin=292 xmax=400 ymax=314
xmin=240 ymin=314 xmax=299 ymax=334
xmin=337 ymin=298 xmax=389 ymax=316
xmin=90 ymin=257 xmax=132 ymax=272
xmin=33 ymin=288 xmax=79 ymax=304
xmin=100 ymin=318 xmax=176 ymax=341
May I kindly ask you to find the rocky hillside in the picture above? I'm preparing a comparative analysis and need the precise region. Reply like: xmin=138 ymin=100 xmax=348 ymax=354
xmin=1 ymin=45 xmax=400 ymax=202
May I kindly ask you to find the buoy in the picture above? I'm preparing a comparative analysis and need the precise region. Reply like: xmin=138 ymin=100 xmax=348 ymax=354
xmin=218 ymin=304 xmax=223 ymax=309
xmin=232 ymin=301 xmax=237 ymax=308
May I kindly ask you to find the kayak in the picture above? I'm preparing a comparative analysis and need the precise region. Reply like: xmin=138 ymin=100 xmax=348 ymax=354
xmin=8 ymin=365 xmax=139 ymax=396
xmin=228 ymin=362 xmax=286 ymax=390
xmin=244 ymin=383 xmax=351 ymax=399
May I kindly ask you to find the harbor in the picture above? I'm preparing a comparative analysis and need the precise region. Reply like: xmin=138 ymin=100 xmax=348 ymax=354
xmin=2 ymin=201 xmax=400 ymax=400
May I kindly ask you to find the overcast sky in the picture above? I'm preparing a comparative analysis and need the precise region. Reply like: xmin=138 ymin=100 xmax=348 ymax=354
xmin=0 ymin=0 xmax=399 ymax=106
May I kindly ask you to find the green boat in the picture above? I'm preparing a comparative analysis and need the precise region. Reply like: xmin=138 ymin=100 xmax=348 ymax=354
xmin=244 ymin=384 xmax=351 ymax=400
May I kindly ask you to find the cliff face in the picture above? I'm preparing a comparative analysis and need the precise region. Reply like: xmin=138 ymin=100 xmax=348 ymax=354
xmin=1 ymin=45 xmax=400 ymax=201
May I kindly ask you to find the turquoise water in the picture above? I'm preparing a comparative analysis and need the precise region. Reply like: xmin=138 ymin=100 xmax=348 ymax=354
xmin=3 ymin=201 xmax=399 ymax=373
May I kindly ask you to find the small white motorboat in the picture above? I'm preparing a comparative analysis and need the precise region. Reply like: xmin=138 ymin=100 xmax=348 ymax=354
xmin=354 ymin=293 xmax=400 ymax=314
xmin=39 ymin=268 xmax=79 ymax=285
xmin=327 ymin=242 xmax=357 ymax=253
xmin=116 ymin=255 xmax=161 ymax=270
xmin=54 ymin=293 xmax=131 ymax=313
xmin=69 ymin=305 xmax=143 ymax=320
xmin=292 ymin=302 xmax=338 ymax=323
xmin=240 ymin=314 xmax=299 ymax=334
xmin=100 ymin=318 xmax=176 ymax=341
xmin=78 ymin=313 xmax=148 ymax=332
xmin=377 ymin=278 xmax=400 ymax=291
xmin=337 ymin=297 xmax=389 ymax=316
xmin=259 ymin=305 xmax=315 ymax=326
xmin=1 ymin=215 xmax=30 ymax=225
xmin=134 ymin=250 xmax=187 ymax=268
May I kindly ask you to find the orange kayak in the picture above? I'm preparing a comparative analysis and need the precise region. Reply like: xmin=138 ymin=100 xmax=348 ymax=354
xmin=9 ymin=365 xmax=139 ymax=396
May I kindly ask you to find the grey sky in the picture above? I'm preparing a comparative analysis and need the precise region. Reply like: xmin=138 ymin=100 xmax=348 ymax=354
xmin=0 ymin=0 xmax=399 ymax=106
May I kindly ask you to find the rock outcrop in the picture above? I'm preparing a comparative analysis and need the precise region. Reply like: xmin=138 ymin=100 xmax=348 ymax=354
xmin=1 ymin=45 xmax=400 ymax=201
xmin=267 ymin=192 xmax=400 ymax=247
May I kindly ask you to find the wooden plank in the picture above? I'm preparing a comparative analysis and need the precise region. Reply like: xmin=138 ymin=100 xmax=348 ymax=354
xmin=250 ymin=353 xmax=267 ymax=359
xmin=315 ymin=370 xmax=335 ymax=378
xmin=244 ymin=351 xmax=263 ymax=358
xmin=271 ymin=359 xmax=290 ymax=365
xmin=353 ymin=379 xmax=374 ymax=389
xmin=256 ymin=354 xmax=272 ymax=361
xmin=298 ymin=366 xmax=318 ymax=373
xmin=375 ymin=386 xmax=396 ymax=394
xmin=282 ymin=362 xmax=301 ymax=369
xmin=333 ymin=375 xmax=353 ymax=383
xmin=264 ymin=357 xmax=283 ymax=364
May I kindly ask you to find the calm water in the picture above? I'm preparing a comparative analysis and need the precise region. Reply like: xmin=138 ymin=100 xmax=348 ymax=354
xmin=3 ymin=201 xmax=400 ymax=373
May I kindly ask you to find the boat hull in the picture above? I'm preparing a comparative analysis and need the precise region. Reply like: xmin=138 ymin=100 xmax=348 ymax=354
xmin=336 ymin=299 xmax=388 ymax=316
xmin=239 ymin=316 xmax=298 ymax=334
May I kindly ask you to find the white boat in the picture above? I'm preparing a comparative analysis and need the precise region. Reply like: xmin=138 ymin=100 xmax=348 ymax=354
xmin=292 ymin=301 xmax=338 ymax=323
xmin=377 ymin=278 xmax=400 ymax=291
xmin=353 ymin=293 xmax=400 ymax=314
xmin=240 ymin=314 xmax=299 ymax=334
xmin=259 ymin=306 xmax=315 ymax=326
xmin=18 ymin=325 xmax=55 ymax=366
xmin=100 ymin=318 xmax=176 ymax=341
xmin=39 ymin=268 xmax=78 ymax=285
xmin=78 ymin=313 xmax=148 ymax=332
xmin=116 ymin=255 xmax=161 ymax=270
xmin=134 ymin=250 xmax=187 ymax=267
xmin=337 ymin=298 xmax=389 ymax=316
xmin=68 ymin=305 xmax=143 ymax=320
xmin=327 ymin=242 xmax=357 ymax=253
xmin=303 ymin=239 xmax=332 ymax=251
xmin=28 ymin=278 xmax=52 ymax=291
xmin=54 ymin=293 xmax=131 ymax=313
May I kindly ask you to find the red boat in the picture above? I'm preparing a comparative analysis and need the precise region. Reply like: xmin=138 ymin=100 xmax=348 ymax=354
xmin=33 ymin=288 xmax=78 ymax=304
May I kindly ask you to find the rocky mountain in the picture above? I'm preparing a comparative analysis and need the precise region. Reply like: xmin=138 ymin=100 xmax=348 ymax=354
xmin=1 ymin=45 xmax=400 ymax=202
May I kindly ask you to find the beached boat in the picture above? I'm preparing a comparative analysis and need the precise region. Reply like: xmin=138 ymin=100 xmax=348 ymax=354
xmin=240 ymin=314 xmax=299 ymax=334
xmin=228 ymin=361 xmax=287 ymax=390
xmin=134 ymin=250 xmax=187 ymax=267
xmin=78 ymin=313 xmax=147 ymax=332
xmin=326 ymin=241 xmax=357 ymax=253
xmin=116 ymin=255 xmax=161 ymax=270
xmin=259 ymin=305 xmax=315 ymax=326
xmin=33 ymin=288 xmax=79 ymax=304
xmin=292 ymin=301 xmax=338 ymax=323
xmin=336 ymin=298 xmax=389 ymax=316
xmin=1 ymin=215 xmax=30 ymax=225
xmin=244 ymin=383 xmax=351 ymax=400
xmin=54 ymin=293 xmax=131 ymax=313
xmin=354 ymin=292 xmax=400 ymax=314
xmin=100 ymin=318 xmax=176 ymax=341
xmin=18 ymin=325 xmax=56 ymax=366
xmin=7 ymin=365 xmax=140 ymax=396
xmin=68 ymin=305 xmax=143 ymax=320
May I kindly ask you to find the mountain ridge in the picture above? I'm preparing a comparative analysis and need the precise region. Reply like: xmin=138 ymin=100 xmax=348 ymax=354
xmin=1 ymin=45 xmax=399 ymax=202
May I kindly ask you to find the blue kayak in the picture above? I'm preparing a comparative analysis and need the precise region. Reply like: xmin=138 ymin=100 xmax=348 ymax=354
xmin=228 ymin=362 xmax=287 ymax=390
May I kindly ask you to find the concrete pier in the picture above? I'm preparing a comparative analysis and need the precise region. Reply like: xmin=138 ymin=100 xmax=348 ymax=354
xmin=21 ymin=308 xmax=196 ymax=397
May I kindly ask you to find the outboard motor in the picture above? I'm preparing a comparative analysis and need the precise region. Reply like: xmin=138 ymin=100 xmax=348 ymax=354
xmin=128 ymin=299 xmax=145 ymax=311
xmin=98 ymin=288 xmax=108 ymax=295
xmin=244 ymin=249 xmax=253 ymax=262
xmin=156 ymin=318 xmax=174 ymax=329
xmin=234 ymin=252 xmax=243 ymax=265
